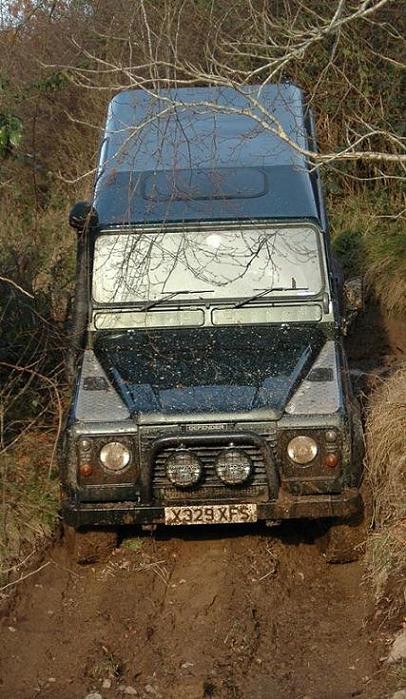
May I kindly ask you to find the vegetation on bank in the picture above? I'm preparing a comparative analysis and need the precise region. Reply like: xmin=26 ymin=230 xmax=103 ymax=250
xmin=365 ymin=369 xmax=406 ymax=628
xmin=330 ymin=193 xmax=406 ymax=317
xmin=0 ymin=1 xmax=404 ymax=611
xmin=0 ymin=435 xmax=58 ymax=594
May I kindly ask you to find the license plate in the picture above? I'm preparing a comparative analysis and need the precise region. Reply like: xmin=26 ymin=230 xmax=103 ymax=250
xmin=164 ymin=503 xmax=257 ymax=526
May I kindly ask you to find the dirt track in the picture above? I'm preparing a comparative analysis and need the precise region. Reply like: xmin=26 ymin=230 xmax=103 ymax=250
xmin=0 ymin=523 xmax=393 ymax=699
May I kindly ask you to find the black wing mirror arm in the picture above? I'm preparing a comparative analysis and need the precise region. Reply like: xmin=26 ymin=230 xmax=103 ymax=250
xmin=69 ymin=201 xmax=98 ymax=233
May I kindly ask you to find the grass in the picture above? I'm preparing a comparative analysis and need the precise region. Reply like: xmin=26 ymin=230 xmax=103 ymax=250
xmin=365 ymin=368 xmax=406 ymax=527
xmin=0 ymin=433 xmax=59 ymax=593
xmin=388 ymin=661 xmax=406 ymax=690
xmin=87 ymin=645 xmax=123 ymax=682
xmin=364 ymin=369 xmax=406 ymax=627
xmin=121 ymin=537 xmax=144 ymax=552
xmin=330 ymin=191 xmax=406 ymax=316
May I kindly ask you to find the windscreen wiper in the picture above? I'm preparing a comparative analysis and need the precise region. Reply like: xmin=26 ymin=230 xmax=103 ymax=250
xmin=139 ymin=289 xmax=214 ymax=312
xmin=234 ymin=283 xmax=308 ymax=309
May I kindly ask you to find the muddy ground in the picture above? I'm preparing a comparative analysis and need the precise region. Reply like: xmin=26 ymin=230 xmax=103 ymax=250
xmin=0 ymin=308 xmax=404 ymax=699
xmin=0 ymin=525 xmax=396 ymax=699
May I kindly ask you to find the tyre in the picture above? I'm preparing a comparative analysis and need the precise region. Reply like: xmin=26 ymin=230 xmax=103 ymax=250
xmin=318 ymin=512 xmax=366 ymax=563
xmin=64 ymin=524 xmax=118 ymax=564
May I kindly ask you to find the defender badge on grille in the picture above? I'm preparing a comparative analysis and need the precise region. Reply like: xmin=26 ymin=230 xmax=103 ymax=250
xmin=184 ymin=424 xmax=227 ymax=432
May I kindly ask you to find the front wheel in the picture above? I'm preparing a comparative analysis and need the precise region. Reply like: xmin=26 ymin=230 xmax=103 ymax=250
xmin=318 ymin=512 xmax=367 ymax=563
xmin=63 ymin=525 xmax=118 ymax=564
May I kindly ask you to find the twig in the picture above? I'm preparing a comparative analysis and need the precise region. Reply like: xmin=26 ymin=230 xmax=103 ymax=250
xmin=0 ymin=548 xmax=35 ymax=574
xmin=0 ymin=561 xmax=50 ymax=592
xmin=0 ymin=276 xmax=33 ymax=299
xmin=0 ymin=362 xmax=63 ymax=475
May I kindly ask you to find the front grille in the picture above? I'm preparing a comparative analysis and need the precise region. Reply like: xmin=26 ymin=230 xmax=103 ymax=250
xmin=262 ymin=433 xmax=277 ymax=460
xmin=152 ymin=443 xmax=270 ymax=504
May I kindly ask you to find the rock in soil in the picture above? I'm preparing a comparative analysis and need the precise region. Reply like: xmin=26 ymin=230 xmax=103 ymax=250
xmin=391 ymin=691 xmax=406 ymax=699
xmin=387 ymin=628 xmax=406 ymax=664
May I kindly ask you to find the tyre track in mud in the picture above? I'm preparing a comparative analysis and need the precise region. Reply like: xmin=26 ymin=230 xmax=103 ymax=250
xmin=0 ymin=524 xmax=389 ymax=699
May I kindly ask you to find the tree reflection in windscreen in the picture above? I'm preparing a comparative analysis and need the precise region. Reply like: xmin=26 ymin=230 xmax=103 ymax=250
xmin=92 ymin=226 xmax=322 ymax=305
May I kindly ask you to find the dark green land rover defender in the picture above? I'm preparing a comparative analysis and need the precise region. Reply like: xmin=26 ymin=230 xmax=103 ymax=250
xmin=61 ymin=84 xmax=364 ymax=562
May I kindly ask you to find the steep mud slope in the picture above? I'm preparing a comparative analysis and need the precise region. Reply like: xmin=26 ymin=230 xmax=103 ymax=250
xmin=0 ymin=525 xmax=391 ymax=699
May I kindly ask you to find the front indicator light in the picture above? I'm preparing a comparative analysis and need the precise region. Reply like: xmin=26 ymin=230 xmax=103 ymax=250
xmin=99 ymin=441 xmax=131 ymax=471
xmin=324 ymin=453 xmax=339 ymax=468
xmin=79 ymin=463 xmax=93 ymax=477
xmin=215 ymin=449 xmax=252 ymax=485
xmin=79 ymin=438 xmax=92 ymax=452
xmin=166 ymin=450 xmax=202 ymax=488
xmin=287 ymin=436 xmax=318 ymax=465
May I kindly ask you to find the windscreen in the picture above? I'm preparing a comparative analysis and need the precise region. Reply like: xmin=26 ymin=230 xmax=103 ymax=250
xmin=92 ymin=226 xmax=324 ymax=305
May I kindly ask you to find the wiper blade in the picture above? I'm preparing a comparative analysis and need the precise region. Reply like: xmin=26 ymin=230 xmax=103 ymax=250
xmin=139 ymin=289 xmax=214 ymax=312
xmin=234 ymin=284 xmax=308 ymax=309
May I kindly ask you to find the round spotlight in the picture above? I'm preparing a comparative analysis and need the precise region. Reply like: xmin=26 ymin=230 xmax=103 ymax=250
xmin=325 ymin=430 xmax=338 ymax=443
xmin=166 ymin=450 xmax=202 ymax=488
xmin=215 ymin=449 xmax=252 ymax=485
xmin=99 ymin=441 xmax=131 ymax=471
xmin=287 ymin=436 xmax=318 ymax=465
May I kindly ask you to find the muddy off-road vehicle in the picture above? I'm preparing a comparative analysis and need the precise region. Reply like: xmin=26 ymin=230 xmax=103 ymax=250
xmin=61 ymin=84 xmax=365 ymax=562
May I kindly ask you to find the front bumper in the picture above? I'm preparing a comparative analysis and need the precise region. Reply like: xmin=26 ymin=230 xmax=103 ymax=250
xmin=61 ymin=488 xmax=361 ymax=528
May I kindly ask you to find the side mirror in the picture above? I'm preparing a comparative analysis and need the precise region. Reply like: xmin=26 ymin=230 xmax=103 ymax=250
xmin=343 ymin=276 xmax=363 ymax=313
xmin=342 ymin=276 xmax=363 ymax=334
xmin=69 ymin=201 xmax=98 ymax=232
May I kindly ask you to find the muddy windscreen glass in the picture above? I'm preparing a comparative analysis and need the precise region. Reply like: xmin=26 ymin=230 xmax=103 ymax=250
xmin=92 ymin=226 xmax=324 ymax=306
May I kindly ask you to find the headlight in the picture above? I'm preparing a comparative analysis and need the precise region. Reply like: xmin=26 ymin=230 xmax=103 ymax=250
xmin=99 ymin=441 xmax=131 ymax=471
xmin=215 ymin=449 xmax=252 ymax=485
xmin=166 ymin=450 xmax=202 ymax=488
xmin=287 ymin=436 xmax=318 ymax=465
